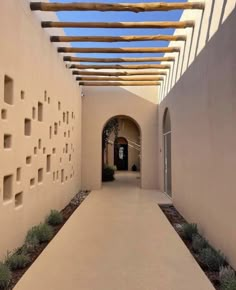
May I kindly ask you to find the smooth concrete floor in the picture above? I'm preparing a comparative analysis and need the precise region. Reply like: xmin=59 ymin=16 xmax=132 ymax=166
xmin=14 ymin=172 xmax=215 ymax=290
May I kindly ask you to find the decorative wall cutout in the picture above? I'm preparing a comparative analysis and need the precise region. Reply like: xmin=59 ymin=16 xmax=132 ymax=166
xmin=34 ymin=147 xmax=37 ymax=155
xmin=1 ymin=109 xmax=7 ymax=120
xmin=4 ymin=75 xmax=14 ymax=105
xmin=58 ymin=102 xmax=61 ymax=110
xmin=32 ymin=107 xmax=36 ymax=119
xmin=4 ymin=134 xmax=12 ymax=149
xmin=54 ymin=122 xmax=58 ymax=135
xmin=47 ymin=97 xmax=50 ymax=104
xmin=3 ymin=174 xmax=13 ymax=202
xmin=52 ymin=148 xmax=56 ymax=154
xmin=43 ymin=147 xmax=46 ymax=154
xmin=24 ymin=118 xmax=31 ymax=136
xmin=49 ymin=126 xmax=52 ymax=139
xmin=26 ymin=156 xmax=32 ymax=165
xmin=15 ymin=192 xmax=23 ymax=208
xmin=61 ymin=169 xmax=64 ymax=183
xmin=46 ymin=155 xmax=51 ymax=173
xmin=20 ymin=90 xmax=25 ymax=100
xmin=38 ymin=102 xmax=43 ymax=122
xmin=16 ymin=167 xmax=21 ymax=182
xmin=30 ymin=178 xmax=35 ymax=187
xmin=66 ymin=111 xmax=69 ymax=124
xmin=38 ymin=168 xmax=43 ymax=183
xmin=38 ymin=139 xmax=42 ymax=149
xmin=53 ymin=172 xmax=56 ymax=181
xmin=44 ymin=91 xmax=47 ymax=102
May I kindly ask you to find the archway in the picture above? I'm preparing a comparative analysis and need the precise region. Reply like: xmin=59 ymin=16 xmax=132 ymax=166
xmin=102 ymin=115 xmax=141 ymax=185
xmin=163 ymin=108 xmax=172 ymax=196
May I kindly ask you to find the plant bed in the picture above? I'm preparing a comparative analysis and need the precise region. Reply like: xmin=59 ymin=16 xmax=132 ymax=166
xmin=2 ymin=190 xmax=90 ymax=290
xmin=160 ymin=205 xmax=236 ymax=290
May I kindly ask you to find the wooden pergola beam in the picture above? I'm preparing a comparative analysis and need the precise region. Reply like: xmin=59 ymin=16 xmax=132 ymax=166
xmin=30 ymin=2 xmax=205 ymax=12
xmin=79 ymin=81 xmax=161 ymax=86
xmin=42 ymin=21 xmax=195 ymax=29
xmin=70 ymin=64 xmax=170 ymax=69
xmin=76 ymin=76 xmax=164 ymax=81
xmin=72 ymin=70 xmax=167 ymax=76
xmin=51 ymin=35 xmax=186 ymax=43
xmin=64 ymin=56 xmax=175 ymax=63
xmin=58 ymin=47 xmax=180 ymax=53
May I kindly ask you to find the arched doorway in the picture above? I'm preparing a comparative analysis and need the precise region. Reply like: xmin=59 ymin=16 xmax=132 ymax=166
xmin=114 ymin=137 xmax=128 ymax=170
xmin=163 ymin=109 xmax=172 ymax=196
xmin=102 ymin=115 xmax=141 ymax=185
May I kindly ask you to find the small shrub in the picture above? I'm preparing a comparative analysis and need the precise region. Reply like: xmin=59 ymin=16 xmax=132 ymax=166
xmin=192 ymin=234 xmax=209 ymax=253
xmin=220 ymin=266 xmax=236 ymax=289
xmin=102 ymin=165 xmax=115 ymax=182
xmin=46 ymin=210 xmax=63 ymax=226
xmin=25 ymin=223 xmax=53 ymax=245
xmin=223 ymin=278 xmax=236 ymax=290
xmin=5 ymin=252 xmax=30 ymax=270
xmin=199 ymin=247 xmax=226 ymax=271
xmin=24 ymin=230 xmax=40 ymax=253
xmin=181 ymin=223 xmax=198 ymax=241
xmin=0 ymin=262 xmax=11 ymax=289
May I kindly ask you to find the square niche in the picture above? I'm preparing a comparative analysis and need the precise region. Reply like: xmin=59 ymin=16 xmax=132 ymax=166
xmin=4 ymin=134 xmax=12 ymax=149
xmin=15 ymin=192 xmax=23 ymax=208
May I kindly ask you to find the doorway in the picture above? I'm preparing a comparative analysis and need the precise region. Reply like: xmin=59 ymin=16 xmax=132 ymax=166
xmin=114 ymin=137 xmax=128 ymax=170
xmin=163 ymin=109 xmax=172 ymax=196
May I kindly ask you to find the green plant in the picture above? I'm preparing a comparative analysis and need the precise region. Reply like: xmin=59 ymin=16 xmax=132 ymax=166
xmin=25 ymin=223 xmax=53 ymax=246
xmin=5 ymin=252 xmax=30 ymax=270
xmin=24 ymin=230 xmax=40 ymax=253
xmin=220 ymin=266 xmax=236 ymax=289
xmin=102 ymin=165 xmax=115 ymax=182
xmin=192 ymin=234 xmax=209 ymax=253
xmin=46 ymin=210 xmax=63 ymax=226
xmin=181 ymin=223 xmax=198 ymax=241
xmin=223 ymin=278 xmax=236 ymax=290
xmin=199 ymin=247 xmax=226 ymax=271
xmin=0 ymin=262 xmax=11 ymax=289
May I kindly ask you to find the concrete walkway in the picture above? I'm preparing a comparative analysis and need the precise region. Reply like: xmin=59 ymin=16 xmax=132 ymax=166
xmin=14 ymin=172 xmax=215 ymax=290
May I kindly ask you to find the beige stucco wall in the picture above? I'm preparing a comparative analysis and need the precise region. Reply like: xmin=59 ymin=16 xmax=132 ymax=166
xmin=82 ymin=85 xmax=159 ymax=190
xmin=159 ymin=1 xmax=236 ymax=268
xmin=0 ymin=0 xmax=82 ymax=258
xmin=106 ymin=118 xmax=140 ymax=171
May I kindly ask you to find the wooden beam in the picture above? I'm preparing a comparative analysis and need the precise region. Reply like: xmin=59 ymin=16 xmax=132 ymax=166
xmin=79 ymin=81 xmax=161 ymax=86
xmin=76 ymin=76 xmax=164 ymax=81
xmin=30 ymin=2 xmax=205 ymax=12
xmin=72 ymin=70 xmax=167 ymax=76
xmin=64 ymin=56 xmax=175 ymax=63
xmin=70 ymin=64 xmax=170 ymax=69
xmin=42 ymin=21 xmax=194 ymax=29
xmin=51 ymin=34 xmax=186 ymax=42
xmin=58 ymin=47 xmax=180 ymax=53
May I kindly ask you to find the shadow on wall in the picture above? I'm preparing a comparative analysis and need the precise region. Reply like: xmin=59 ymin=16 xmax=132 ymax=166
xmin=82 ymin=86 xmax=160 ymax=190
xmin=160 ymin=0 xmax=235 ymax=100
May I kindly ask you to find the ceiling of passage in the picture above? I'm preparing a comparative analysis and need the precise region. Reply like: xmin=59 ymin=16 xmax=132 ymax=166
xmin=30 ymin=0 xmax=205 ymax=87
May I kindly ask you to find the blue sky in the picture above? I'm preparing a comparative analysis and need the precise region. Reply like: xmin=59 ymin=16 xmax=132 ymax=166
xmin=50 ymin=0 xmax=186 ymax=62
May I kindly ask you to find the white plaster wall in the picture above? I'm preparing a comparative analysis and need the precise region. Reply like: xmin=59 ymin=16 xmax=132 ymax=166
xmin=158 ymin=1 xmax=236 ymax=268
xmin=82 ymin=86 xmax=159 ymax=190
xmin=0 ymin=0 xmax=82 ymax=258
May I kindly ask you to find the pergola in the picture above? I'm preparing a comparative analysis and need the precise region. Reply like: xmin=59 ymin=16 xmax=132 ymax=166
xmin=30 ymin=1 xmax=205 ymax=86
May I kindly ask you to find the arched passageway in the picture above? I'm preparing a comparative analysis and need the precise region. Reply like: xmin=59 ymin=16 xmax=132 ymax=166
xmin=102 ymin=115 xmax=141 ymax=186
xmin=163 ymin=109 xmax=172 ymax=196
